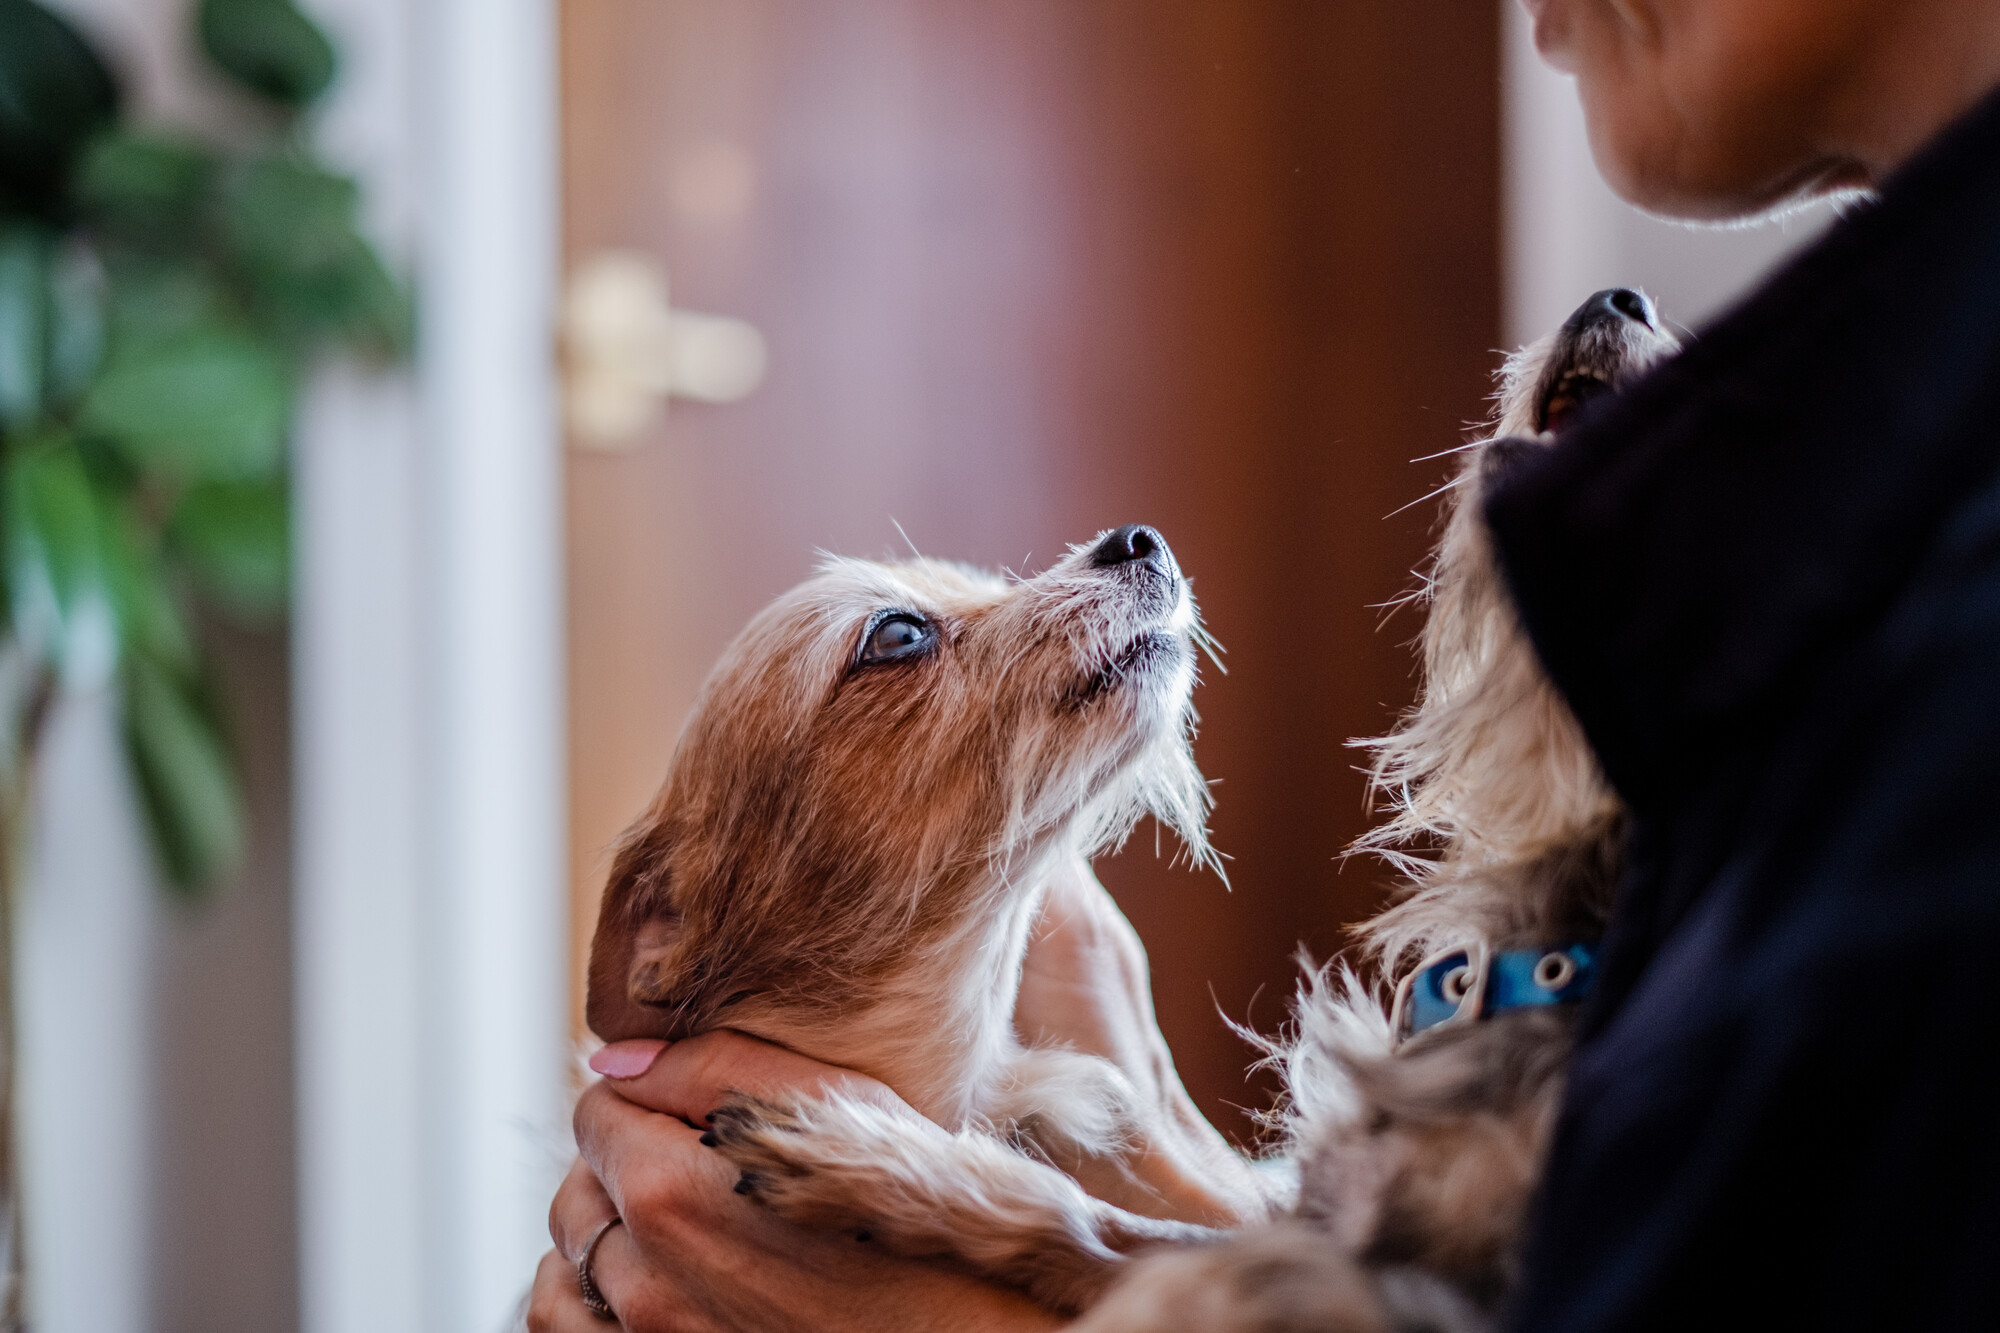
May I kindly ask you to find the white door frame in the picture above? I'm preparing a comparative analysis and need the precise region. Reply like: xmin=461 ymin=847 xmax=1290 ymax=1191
xmin=296 ymin=2 xmax=566 ymax=1331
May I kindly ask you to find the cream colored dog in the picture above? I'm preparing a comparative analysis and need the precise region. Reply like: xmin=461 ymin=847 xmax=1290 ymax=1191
xmin=1079 ymin=288 xmax=1680 ymax=1331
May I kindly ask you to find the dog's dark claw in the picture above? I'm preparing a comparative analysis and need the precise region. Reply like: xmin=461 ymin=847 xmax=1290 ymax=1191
xmin=699 ymin=1131 xmax=718 ymax=1147
xmin=734 ymin=1174 xmax=758 ymax=1195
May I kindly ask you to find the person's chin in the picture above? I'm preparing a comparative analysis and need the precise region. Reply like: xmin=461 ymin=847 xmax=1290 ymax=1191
xmin=1601 ymin=114 xmax=1868 ymax=222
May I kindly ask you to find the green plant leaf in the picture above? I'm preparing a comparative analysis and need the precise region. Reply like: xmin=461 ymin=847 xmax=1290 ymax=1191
xmin=227 ymin=156 xmax=358 ymax=271
xmin=223 ymin=155 xmax=410 ymax=353
xmin=330 ymin=241 xmax=413 ymax=355
xmin=124 ymin=650 xmax=243 ymax=891
xmin=2 ymin=434 xmax=123 ymax=687
xmin=81 ymin=324 xmax=290 ymax=480
xmin=5 ymin=435 xmax=102 ymax=617
xmin=103 ymin=256 xmax=228 ymax=343
xmin=196 ymin=0 xmax=335 ymax=109
xmin=75 ymin=131 xmax=218 ymax=242
xmin=44 ymin=237 xmax=105 ymax=403
xmin=0 ymin=0 xmax=120 ymax=217
xmin=0 ymin=226 xmax=102 ymax=425
xmin=0 ymin=223 xmax=50 ymax=428
xmin=98 ymin=503 xmax=195 ymax=673
xmin=167 ymin=477 xmax=287 ymax=618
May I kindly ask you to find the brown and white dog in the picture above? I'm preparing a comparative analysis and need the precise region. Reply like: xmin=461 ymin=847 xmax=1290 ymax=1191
xmin=587 ymin=523 xmax=1269 ymax=1313
xmin=1076 ymin=288 xmax=1680 ymax=1331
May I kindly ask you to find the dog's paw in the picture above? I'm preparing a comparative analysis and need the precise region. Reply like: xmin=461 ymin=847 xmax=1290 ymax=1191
xmin=702 ymin=1095 xmax=878 ymax=1232
xmin=700 ymin=1089 xmax=1206 ymax=1314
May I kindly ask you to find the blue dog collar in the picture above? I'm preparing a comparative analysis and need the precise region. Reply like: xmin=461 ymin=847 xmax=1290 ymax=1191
xmin=1390 ymin=942 xmax=1598 ymax=1044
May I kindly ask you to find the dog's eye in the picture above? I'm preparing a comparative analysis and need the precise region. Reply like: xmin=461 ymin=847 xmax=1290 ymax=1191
xmin=858 ymin=613 xmax=932 ymax=666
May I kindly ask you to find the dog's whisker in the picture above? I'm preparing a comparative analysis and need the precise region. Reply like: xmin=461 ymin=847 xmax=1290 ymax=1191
xmin=889 ymin=517 xmax=925 ymax=561
xmin=1408 ymin=439 xmax=1488 ymax=463
xmin=1382 ymin=474 xmax=1469 ymax=521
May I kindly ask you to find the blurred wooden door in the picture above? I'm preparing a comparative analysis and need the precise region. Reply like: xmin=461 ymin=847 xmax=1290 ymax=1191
xmin=562 ymin=0 xmax=1498 ymax=1133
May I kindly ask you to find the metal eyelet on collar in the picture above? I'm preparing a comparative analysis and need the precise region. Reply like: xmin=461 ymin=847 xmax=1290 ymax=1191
xmin=1532 ymin=950 xmax=1577 ymax=991
xmin=1390 ymin=943 xmax=1491 ymax=1044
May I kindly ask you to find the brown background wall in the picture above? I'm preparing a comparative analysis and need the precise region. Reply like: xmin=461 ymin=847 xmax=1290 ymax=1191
xmin=562 ymin=0 xmax=1500 ymax=1135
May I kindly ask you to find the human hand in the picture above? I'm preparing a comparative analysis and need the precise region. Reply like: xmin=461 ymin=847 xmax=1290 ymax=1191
xmin=1015 ymin=857 xmax=1277 ymax=1225
xmin=526 ymin=1031 xmax=1064 ymax=1333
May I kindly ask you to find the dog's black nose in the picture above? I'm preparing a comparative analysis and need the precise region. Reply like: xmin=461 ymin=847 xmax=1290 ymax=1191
xmin=1607 ymin=288 xmax=1653 ymax=324
xmin=1570 ymin=287 xmax=1655 ymax=332
xmin=1091 ymin=524 xmax=1174 ymax=573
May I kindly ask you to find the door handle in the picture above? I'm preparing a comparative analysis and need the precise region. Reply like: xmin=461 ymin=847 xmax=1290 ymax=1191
xmin=561 ymin=251 xmax=768 ymax=448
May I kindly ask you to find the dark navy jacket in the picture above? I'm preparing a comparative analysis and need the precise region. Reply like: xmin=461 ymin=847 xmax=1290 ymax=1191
xmin=1492 ymin=87 xmax=2000 ymax=1331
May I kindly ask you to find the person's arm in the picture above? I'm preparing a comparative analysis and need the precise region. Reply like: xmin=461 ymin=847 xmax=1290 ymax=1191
xmin=529 ymin=1033 xmax=1064 ymax=1332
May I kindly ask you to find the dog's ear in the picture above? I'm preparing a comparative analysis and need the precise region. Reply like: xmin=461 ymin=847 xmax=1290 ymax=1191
xmin=585 ymin=828 xmax=688 ymax=1042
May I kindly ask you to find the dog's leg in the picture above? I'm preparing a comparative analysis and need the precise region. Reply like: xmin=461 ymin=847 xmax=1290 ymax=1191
xmin=986 ymin=1044 xmax=1140 ymax=1159
xmin=989 ymin=1044 xmax=1288 ymax=1229
xmin=707 ymin=1094 xmax=1219 ymax=1313
xmin=1068 ymin=1221 xmax=1385 ymax=1333
xmin=1069 ymin=1220 xmax=1488 ymax=1333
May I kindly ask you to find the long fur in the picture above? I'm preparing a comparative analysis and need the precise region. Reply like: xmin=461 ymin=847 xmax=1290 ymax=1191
xmin=587 ymin=529 xmax=1260 ymax=1312
xmin=1077 ymin=292 xmax=1681 ymax=1331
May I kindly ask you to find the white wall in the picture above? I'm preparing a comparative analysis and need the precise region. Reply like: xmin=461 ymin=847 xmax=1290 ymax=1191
xmin=1501 ymin=0 xmax=1834 ymax=344
xmin=14 ymin=688 xmax=159 ymax=1333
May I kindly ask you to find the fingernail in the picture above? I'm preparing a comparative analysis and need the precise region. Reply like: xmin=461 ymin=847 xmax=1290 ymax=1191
xmin=699 ymin=1132 xmax=718 ymax=1147
xmin=589 ymin=1040 xmax=667 ymax=1080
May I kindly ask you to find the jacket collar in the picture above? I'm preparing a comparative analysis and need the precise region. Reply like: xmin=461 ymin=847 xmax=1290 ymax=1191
xmin=1485 ymin=83 xmax=2000 ymax=815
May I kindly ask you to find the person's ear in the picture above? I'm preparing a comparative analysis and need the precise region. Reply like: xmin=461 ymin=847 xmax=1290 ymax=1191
xmin=585 ymin=832 xmax=686 ymax=1042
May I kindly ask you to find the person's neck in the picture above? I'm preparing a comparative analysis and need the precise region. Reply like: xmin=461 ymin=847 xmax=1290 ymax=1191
xmin=1829 ymin=0 xmax=2000 ymax=183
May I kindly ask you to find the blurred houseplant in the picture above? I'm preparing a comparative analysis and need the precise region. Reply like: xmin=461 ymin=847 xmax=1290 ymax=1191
xmin=0 ymin=0 xmax=407 ymax=1320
